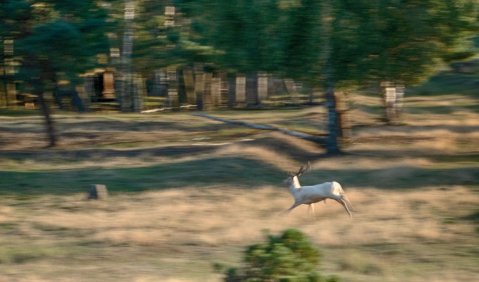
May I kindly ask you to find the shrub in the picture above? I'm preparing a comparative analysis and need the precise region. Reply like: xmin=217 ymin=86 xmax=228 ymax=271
xmin=219 ymin=229 xmax=340 ymax=282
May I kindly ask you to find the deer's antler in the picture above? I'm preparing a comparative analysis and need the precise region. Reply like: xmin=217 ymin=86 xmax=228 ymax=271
xmin=295 ymin=162 xmax=311 ymax=176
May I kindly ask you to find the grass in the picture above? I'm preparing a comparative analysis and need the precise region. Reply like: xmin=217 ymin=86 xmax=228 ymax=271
xmin=0 ymin=157 xmax=285 ymax=194
xmin=409 ymin=66 xmax=479 ymax=97
xmin=0 ymin=69 xmax=478 ymax=281
xmin=0 ymin=108 xmax=39 ymax=116
xmin=0 ymin=160 xmax=476 ymax=195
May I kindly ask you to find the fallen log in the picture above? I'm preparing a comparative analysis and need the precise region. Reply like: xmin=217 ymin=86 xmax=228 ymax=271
xmin=193 ymin=113 xmax=326 ymax=145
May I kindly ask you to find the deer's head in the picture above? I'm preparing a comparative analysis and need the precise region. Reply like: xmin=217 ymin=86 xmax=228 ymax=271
xmin=285 ymin=162 xmax=311 ymax=188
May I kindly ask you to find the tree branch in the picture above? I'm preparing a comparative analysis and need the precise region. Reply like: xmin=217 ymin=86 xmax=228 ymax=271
xmin=193 ymin=113 xmax=326 ymax=145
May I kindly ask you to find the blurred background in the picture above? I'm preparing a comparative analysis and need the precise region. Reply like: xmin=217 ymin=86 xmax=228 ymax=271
xmin=0 ymin=1 xmax=478 ymax=281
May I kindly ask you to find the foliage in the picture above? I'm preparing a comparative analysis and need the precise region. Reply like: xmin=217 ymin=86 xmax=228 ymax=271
xmin=331 ymin=0 xmax=479 ymax=85
xmin=178 ymin=0 xmax=478 ymax=86
xmin=2 ymin=0 xmax=477 ymax=91
xmin=176 ymin=0 xmax=477 ymax=152
xmin=219 ymin=229 xmax=340 ymax=282
xmin=1 ymin=0 xmax=111 ymax=146
xmin=10 ymin=1 xmax=110 ymax=86
xmin=120 ymin=0 xmax=221 ymax=74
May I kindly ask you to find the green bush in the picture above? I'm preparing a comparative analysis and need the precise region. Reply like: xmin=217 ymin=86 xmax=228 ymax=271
xmin=220 ymin=229 xmax=340 ymax=282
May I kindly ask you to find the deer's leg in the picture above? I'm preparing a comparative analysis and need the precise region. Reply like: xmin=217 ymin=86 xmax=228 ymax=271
xmin=287 ymin=202 xmax=300 ymax=213
xmin=307 ymin=204 xmax=315 ymax=216
xmin=342 ymin=194 xmax=354 ymax=212
xmin=336 ymin=199 xmax=352 ymax=218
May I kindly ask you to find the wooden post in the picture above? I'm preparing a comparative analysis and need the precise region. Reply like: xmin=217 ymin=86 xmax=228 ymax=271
xmin=203 ymin=72 xmax=213 ymax=111
xmin=393 ymin=84 xmax=405 ymax=122
xmin=164 ymin=6 xmax=175 ymax=27
xmin=235 ymin=74 xmax=246 ymax=107
xmin=167 ymin=67 xmax=179 ymax=110
xmin=258 ymin=72 xmax=268 ymax=103
xmin=183 ymin=67 xmax=196 ymax=106
xmin=381 ymin=81 xmax=399 ymax=124
xmin=220 ymin=72 xmax=228 ymax=108
xmin=284 ymin=79 xmax=298 ymax=104
xmin=102 ymin=70 xmax=115 ymax=99
xmin=211 ymin=77 xmax=221 ymax=108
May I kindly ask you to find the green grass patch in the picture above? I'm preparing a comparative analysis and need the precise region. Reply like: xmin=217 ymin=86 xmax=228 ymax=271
xmin=409 ymin=71 xmax=479 ymax=97
xmin=0 ymin=245 xmax=70 ymax=264
xmin=324 ymin=242 xmax=479 ymax=281
xmin=1 ymin=158 xmax=477 ymax=195
xmin=0 ymin=108 xmax=39 ymax=117
xmin=405 ymin=103 xmax=479 ymax=114
xmin=303 ymin=166 xmax=479 ymax=190
xmin=0 ymin=157 xmax=284 ymax=195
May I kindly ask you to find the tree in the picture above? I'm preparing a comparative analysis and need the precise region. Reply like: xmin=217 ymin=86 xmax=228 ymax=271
xmin=177 ymin=0 xmax=340 ymax=152
xmin=3 ymin=1 xmax=110 ymax=147
xmin=178 ymin=0 xmax=478 ymax=153
xmin=109 ymin=0 xmax=219 ymax=111
xmin=330 ymin=0 xmax=478 ymax=123
xmin=218 ymin=229 xmax=340 ymax=282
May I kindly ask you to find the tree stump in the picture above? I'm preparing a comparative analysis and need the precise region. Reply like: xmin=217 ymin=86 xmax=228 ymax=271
xmin=87 ymin=184 xmax=109 ymax=200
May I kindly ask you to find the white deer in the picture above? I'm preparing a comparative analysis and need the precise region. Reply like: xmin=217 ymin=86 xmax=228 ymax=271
xmin=285 ymin=163 xmax=353 ymax=218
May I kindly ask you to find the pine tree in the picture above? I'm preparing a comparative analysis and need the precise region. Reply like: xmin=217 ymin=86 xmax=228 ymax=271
xmin=3 ymin=1 xmax=110 ymax=147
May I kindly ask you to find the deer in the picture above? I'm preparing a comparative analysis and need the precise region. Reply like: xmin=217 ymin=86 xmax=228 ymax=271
xmin=285 ymin=162 xmax=353 ymax=218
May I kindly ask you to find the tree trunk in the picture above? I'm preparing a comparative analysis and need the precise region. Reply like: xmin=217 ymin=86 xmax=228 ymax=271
xmin=227 ymin=73 xmax=236 ymax=108
xmin=335 ymin=91 xmax=351 ymax=139
xmin=132 ymin=74 xmax=144 ymax=112
xmin=183 ymin=67 xmax=196 ymax=105
xmin=194 ymin=66 xmax=205 ymax=110
xmin=319 ymin=0 xmax=340 ymax=154
xmin=325 ymin=87 xmax=341 ymax=154
xmin=1 ymin=76 xmax=8 ymax=108
xmin=119 ymin=0 xmax=135 ymax=112
xmin=1 ymin=60 xmax=8 ymax=108
xmin=37 ymin=92 xmax=57 ymax=147
xmin=245 ymin=72 xmax=258 ymax=107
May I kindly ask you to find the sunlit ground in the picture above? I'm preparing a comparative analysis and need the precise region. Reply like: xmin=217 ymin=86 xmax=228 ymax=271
xmin=0 ymin=80 xmax=478 ymax=281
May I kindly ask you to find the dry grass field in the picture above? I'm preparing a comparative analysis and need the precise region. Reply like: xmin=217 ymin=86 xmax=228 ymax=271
xmin=0 ymin=86 xmax=478 ymax=281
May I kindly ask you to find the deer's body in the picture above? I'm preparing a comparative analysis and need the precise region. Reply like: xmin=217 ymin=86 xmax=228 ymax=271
xmin=286 ymin=164 xmax=353 ymax=218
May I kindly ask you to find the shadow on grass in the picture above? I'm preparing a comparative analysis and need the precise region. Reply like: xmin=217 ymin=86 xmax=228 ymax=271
xmin=0 ymin=157 xmax=285 ymax=195
xmin=406 ymin=105 xmax=479 ymax=115
xmin=303 ymin=166 xmax=478 ymax=190
xmin=0 ymin=145 xmax=219 ymax=160
xmin=409 ymin=70 xmax=479 ymax=97
xmin=1 ymin=156 xmax=478 ymax=195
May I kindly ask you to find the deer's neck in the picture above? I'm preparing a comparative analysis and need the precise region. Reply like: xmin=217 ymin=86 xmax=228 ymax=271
xmin=292 ymin=176 xmax=301 ymax=188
